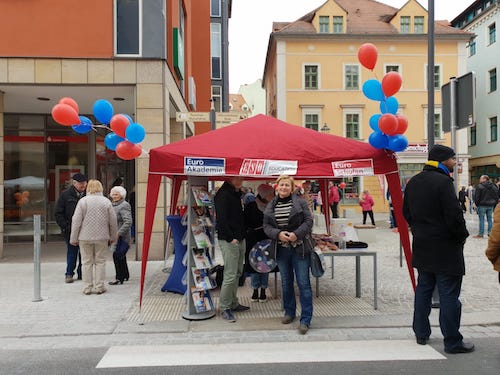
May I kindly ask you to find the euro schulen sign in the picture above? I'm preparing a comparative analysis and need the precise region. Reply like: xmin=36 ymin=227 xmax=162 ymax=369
xmin=331 ymin=159 xmax=374 ymax=177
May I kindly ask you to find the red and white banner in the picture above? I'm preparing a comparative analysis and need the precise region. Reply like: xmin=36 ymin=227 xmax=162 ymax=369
xmin=331 ymin=159 xmax=374 ymax=177
xmin=239 ymin=159 xmax=298 ymax=176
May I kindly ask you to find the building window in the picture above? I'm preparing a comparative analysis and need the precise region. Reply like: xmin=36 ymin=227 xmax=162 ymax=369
xmin=319 ymin=16 xmax=329 ymax=33
xmin=333 ymin=16 xmax=343 ymax=33
xmin=305 ymin=114 xmax=319 ymax=131
xmin=211 ymin=86 xmax=222 ymax=112
xmin=489 ymin=68 xmax=497 ymax=92
xmin=489 ymin=22 xmax=496 ymax=45
xmin=304 ymin=65 xmax=319 ymax=90
xmin=469 ymin=37 xmax=476 ymax=56
xmin=210 ymin=0 xmax=221 ymax=17
xmin=211 ymin=23 xmax=221 ymax=79
xmin=470 ymin=124 xmax=477 ymax=146
xmin=490 ymin=116 xmax=498 ymax=142
xmin=345 ymin=113 xmax=360 ymax=139
xmin=426 ymin=65 xmax=441 ymax=90
xmin=342 ymin=177 xmax=360 ymax=205
xmin=385 ymin=65 xmax=400 ymax=73
xmin=400 ymin=16 xmax=410 ymax=33
xmin=434 ymin=113 xmax=442 ymax=139
xmin=115 ymin=0 xmax=141 ymax=55
xmin=414 ymin=16 xmax=424 ymax=33
xmin=344 ymin=65 xmax=359 ymax=90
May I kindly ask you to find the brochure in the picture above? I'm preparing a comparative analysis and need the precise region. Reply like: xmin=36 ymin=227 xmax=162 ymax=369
xmin=191 ymin=221 xmax=213 ymax=249
xmin=192 ymin=248 xmax=213 ymax=269
xmin=191 ymin=286 xmax=214 ymax=313
xmin=191 ymin=186 xmax=213 ymax=206
xmin=191 ymin=267 xmax=216 ymax=290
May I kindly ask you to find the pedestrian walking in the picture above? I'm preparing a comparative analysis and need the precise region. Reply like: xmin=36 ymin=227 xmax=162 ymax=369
xmin=263 ymin=175 xmax=314 ymax=335
xmin=108 ymin=186 xmax=132 ymax=285
xmin=458 ymin=186 xmax=467 ymax=213
xmin=70 ymin=179 xmax=118 ymax=295
xmin=214 ymin=177 xmax=249 ymax=322
xmin=403 ymin=144 xmax=474 ymax=354
xmin=473 ymin=175 xmax=499 ymax=238
xmin=55 ymin=173 xmax=87 ymax=283
xmin=328 ymin=181 xmax=340 ymax=219
xmin=359 ymin=190 xmax=376 ymax=226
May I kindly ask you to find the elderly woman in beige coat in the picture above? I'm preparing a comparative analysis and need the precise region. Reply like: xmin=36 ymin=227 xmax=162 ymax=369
xmin=70 ymin=179 xmax=118 ymax=295
xmin=485 ymin=204 xmax=500 ymax=284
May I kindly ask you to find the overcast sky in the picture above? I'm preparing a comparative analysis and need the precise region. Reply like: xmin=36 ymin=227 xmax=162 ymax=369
xmin=229 ymin=0 xmax=474 ymax=92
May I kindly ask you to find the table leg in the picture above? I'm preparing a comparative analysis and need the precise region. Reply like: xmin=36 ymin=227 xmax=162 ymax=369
xmin=355 ymin=255 xmax=361 ymax=297
xmin=374 ymin=253 xmax=378 ymax=310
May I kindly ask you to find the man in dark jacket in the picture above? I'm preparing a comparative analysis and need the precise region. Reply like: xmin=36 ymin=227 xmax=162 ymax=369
xmin=403 ymin=144 xmax=474 ymax=354
xmin=473 ymin=175 xmax=499 ymax=238
xmin=55 ymin=173 xmax=87 ymax=283
xmin=214 ymin=177 xmax=248 ymax=322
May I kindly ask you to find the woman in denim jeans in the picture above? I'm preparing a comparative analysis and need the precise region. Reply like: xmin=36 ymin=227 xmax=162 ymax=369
xmin=263 ymin=175 xmax=314 ymax=334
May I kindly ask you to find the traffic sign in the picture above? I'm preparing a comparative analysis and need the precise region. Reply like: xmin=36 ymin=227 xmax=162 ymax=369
xmin=176 ymin=112 xmax=210 ymax=122
xmin=215 ymin=112 xmax=248 ymax=125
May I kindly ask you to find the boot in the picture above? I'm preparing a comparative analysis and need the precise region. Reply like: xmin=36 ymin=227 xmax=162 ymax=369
xmin=259 ymin=288 xmax=267 ymax=303
xmin=251 ymin=289 xmax=259 ymax=302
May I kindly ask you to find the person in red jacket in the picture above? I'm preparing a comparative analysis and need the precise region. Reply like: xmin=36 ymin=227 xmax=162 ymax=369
xmin=328 ymin=182 xmax=340 ymax=219
xmin=359 ymin=190 xmax=375 ymax=226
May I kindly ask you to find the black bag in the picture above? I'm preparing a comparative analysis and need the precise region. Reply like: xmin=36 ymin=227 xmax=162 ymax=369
xmin=310 ymin=250 xmax=325 ymax=277
xmin=114 ymin=236 xmax=130 ymax=258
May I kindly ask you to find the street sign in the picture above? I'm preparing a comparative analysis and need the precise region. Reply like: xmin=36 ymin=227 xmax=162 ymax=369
xmin=215 ymin=112 xmax=248 ymax=125
xmin=441 ymin=72 xmax=476 ymax=133
xmin=176 ymin=112 xmax=210 ymax=122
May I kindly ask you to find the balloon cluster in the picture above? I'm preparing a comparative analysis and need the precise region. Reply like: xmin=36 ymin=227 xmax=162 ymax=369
xmin=51 ymin=98 xmax=146 ymax=160
xmin=358 ymin=43 xmax=408 ymax=152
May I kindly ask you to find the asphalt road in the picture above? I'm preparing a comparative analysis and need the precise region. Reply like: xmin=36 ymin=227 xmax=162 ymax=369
xmin=1 ymin=338 xmax=498 ymax=375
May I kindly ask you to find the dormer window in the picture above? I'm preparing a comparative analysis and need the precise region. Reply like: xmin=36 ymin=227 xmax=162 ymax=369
xmin=319 ymin=16 xmax=330 ymax=33
xmin=400 ymin=16 xmax=410 ymax=33
xmin=414 ymin=16 xmax=424 ymax=33
xmin=333 ymin=16 xmax=343 ymax=33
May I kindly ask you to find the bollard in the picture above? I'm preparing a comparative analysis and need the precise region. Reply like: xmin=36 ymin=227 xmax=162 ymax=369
xmin=33 ymin=214 xmax=43 ymax=302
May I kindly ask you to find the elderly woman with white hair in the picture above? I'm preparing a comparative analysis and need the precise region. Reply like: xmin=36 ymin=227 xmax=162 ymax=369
xmin=108 ymin=185 xmax=133 ymax=285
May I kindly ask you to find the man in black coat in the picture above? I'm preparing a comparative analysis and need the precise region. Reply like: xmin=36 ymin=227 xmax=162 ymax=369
xmin=55 ymin=173 xmax=87 ymax=283
xmin=473 ymin=174 xmax=499 ymax=238
xmin=214 ymin=177 xmax=248 ymax=322
xmin=403 ymin=144 xmax=474 ymax=354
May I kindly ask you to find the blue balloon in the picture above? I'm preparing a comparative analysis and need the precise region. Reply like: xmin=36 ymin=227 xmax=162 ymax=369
xmin=104 ymin=132 xmax=125 ymax=151
xmin=362 ymin=79 xmax=385 ymax=101
xmin=123 ymin=114 xmax=134 ymax=124
xmin=125 ymin=123 xmax=146 ymax=144
xmin=92 ymin=99 xmax=114 ymax=124
xmin=72 ymin=123 xmax=92 ymax=134
xmin=368 ymin=131 xmax=389 ymax=149
xmin=79 ymin=115 xmax=93 ymax=125
xmin=369 ymin=114 xmax=381 ymax=131
xmin=380 ymin=96 xmax=399 ymax=114
xmin=387 ymin=134 xmax=409 ymax=152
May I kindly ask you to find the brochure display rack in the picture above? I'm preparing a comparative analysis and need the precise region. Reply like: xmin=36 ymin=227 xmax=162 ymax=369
xmin=182 ymin=176 xmax=217 ymax=321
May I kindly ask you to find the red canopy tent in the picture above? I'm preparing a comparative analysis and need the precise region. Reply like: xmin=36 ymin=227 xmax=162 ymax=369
xmin=140 ymin=114 xmax=415 ymax=309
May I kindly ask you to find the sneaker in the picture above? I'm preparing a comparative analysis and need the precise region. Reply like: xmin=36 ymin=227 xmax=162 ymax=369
xmin=221 ymin=309 xmax=236 ymax=322
xmin=281 ymin=315 xmax=295 ymax=324
xmin=83 ymin=287 xmax=92 ymax=295
xmin=95 ymin=288 xmax=106 ymax=295
xmin=231 ymin=304 xmax=250 ymax=312
xmin=298 ymin=324 xmax=309 ymax=335
xmin=259 ymin=288 xmax=267 ymax=303
xmin=65 ymin=276 xmax=74 ymax=283
xmin=251 ymin=289 xmax=259 ymax=302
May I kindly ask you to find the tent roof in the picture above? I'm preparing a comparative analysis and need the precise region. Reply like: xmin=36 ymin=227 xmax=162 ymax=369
xmin=149 ymin=114 xmax=397 ymax=178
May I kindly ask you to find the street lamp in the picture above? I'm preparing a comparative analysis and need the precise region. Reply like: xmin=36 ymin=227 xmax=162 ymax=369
xmin=320 ymin=123 xmax=330 ymax=133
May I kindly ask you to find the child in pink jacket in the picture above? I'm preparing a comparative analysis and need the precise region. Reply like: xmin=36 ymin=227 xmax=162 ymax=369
xmin=359 ymin=190 xmax=376 ymax=226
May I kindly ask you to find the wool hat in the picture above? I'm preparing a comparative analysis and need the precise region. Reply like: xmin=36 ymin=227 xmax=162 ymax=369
xmin=428 ymin=144 xmax=455 ymax=162
xmin=72 ymin=173 xmax=88 ymax=182
xmin=110 ymin=185 xmax=127 ymax=199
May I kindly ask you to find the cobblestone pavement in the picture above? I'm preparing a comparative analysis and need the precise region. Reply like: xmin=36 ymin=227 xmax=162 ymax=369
xmin=0 ymin=211 xmax=499 ymax=350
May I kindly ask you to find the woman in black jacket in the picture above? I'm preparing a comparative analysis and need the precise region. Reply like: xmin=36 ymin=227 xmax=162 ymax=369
xmin=263 ymin=175 xmax=314 ymax=334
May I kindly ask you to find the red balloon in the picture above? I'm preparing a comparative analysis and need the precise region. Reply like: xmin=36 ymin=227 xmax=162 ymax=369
xmin=382 ymin=71 xmax=402 ymax=97
xmin=378 ymin=114 xmax=398 ymax=136
xmin=58 ymin=97 xmax=79 ymax=114
xmin=357 ymin=43 xmax=378 ymax=70
xmin=110 ymin=114 xmax=130 ymax=138
xmin=339 ymin=182 xmax=346 ymax=189
xmin=115 ymin=141 xmax=142 ymax=160
xmin=51 ymin=103 xmax=80 ymax=126
xmin=395 ymin=115 xmax=408 ymax=134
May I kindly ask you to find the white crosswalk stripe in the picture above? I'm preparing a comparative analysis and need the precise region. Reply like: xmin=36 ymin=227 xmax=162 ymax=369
xmin=96 ymin=340 xmax=445 ymax=368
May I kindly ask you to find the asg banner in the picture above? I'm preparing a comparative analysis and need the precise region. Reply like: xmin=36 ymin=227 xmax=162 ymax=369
xmin=184 ymin=157 xmax=226 ymax=175
xmin=331 ymin=159 xmax=374 ymax=177
xmin=239 ymin=159 xmax=298 ymax=176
